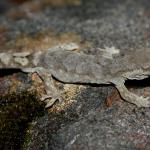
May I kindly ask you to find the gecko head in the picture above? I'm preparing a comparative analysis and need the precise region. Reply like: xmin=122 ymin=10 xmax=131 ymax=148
xmin=47 ymin=42 xmax=79 ymax=52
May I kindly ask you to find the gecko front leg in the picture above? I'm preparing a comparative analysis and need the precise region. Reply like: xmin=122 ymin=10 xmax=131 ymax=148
xmin=112 ymin=78 xmax=150 ymax=107
xmin=22 ymin=67 xmax=62 ymax=108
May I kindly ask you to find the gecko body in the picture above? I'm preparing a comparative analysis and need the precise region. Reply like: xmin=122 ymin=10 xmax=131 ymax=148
xmin=0 ymin=43 xmax=150 ymax=108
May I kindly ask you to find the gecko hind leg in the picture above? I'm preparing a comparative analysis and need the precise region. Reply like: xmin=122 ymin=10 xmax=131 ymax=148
xmin=112 ymin=78 xmax=150 ymax=107
xmin=22 ymin=67 xmax=63 ymax=108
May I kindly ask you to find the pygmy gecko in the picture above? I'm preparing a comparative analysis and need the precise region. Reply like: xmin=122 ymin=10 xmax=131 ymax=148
xmin=0 ymin=43 xmax=150 ymax=108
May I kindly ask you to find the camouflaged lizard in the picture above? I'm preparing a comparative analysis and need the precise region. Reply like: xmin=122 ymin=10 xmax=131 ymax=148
xmin=0 ymin=43 xmax=150 ymax=108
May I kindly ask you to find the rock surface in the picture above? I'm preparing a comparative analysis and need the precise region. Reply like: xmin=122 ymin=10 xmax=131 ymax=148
xmin=0 ymin=0 xmax=150 ymax=149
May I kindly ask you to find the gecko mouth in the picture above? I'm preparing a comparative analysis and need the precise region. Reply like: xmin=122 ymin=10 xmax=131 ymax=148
xmin=0 ymin=68 xmax=21 ymax=77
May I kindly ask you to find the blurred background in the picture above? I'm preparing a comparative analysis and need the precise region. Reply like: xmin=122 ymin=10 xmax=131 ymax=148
xmin=0 ymin=0 xmax=28 ymax=13
xmin=0 ymin=0 xmax=81 ymax=14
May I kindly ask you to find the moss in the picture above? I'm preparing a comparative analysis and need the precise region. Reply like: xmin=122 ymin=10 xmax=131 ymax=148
xmin=0 ymin=91 xmax=45 ymax=150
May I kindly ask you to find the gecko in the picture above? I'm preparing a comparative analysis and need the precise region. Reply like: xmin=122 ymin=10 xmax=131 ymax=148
xmin=0 ymin=43 xmax=150 ymax=108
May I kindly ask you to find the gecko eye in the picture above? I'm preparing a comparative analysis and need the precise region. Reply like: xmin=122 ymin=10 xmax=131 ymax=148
xmin=120 ymin=53 xmax=125 ymax=57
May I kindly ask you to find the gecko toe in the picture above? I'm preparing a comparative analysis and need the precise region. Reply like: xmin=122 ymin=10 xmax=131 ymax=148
xmin=41 ymin=94 xmax=63 ymax=108
xmin=45 ymin=98 xmax=58 ymax=108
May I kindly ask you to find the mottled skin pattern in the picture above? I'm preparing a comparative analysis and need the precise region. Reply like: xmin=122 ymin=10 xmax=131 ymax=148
xmin=0 ymin=43 xmax=150 ymax=108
